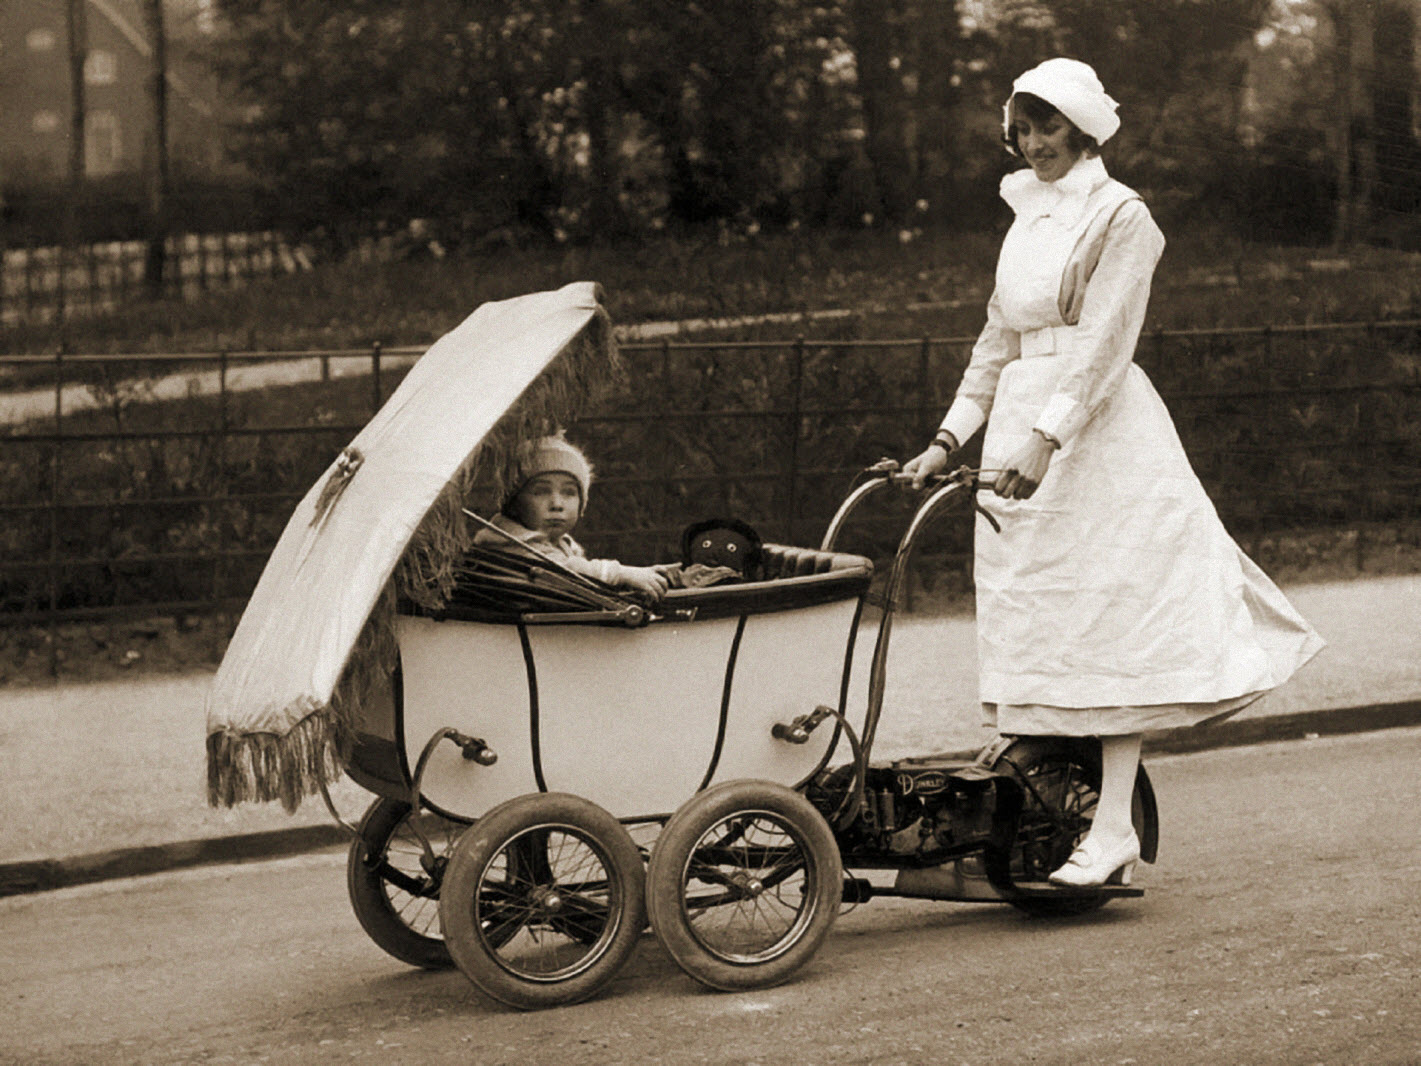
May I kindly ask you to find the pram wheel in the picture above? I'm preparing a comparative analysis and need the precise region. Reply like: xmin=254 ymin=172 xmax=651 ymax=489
xmin=990 ymin=736 xmax=1156 ymax=917
xmin=439 ymin=793 xmax=647 ymax=1010
xmin=346 ymin=797 xmax=462 ymax=969
xmin=646 ymin=779 xmax=842 ymax=992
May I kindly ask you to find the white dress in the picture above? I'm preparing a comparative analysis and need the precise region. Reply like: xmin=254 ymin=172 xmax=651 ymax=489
xmin=938 ymin=156 xmax=1324 ymax=736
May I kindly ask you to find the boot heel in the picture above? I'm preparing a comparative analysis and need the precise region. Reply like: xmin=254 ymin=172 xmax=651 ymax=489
xmin=1110 ymin=860 xmax=1136 ymax=887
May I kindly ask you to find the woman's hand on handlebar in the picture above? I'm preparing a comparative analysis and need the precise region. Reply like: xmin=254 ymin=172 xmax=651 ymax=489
xmin=995 ymin=432 xmax=1056 ymax=499
xmin=902 ymin=443 xmax=954 ymax=490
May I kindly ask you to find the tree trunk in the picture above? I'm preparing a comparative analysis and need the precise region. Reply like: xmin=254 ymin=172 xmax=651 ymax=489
xmin=65 ymin=0 xmax=87 ymax=276
xmin=144 ymin=0 xmax=170 ymax=299
xmin=1331 ymin=0 xmax=1378 ymax=247
xmin=847 ymin=0 xmax=912 ymax=224
xmin=579 ymin=2 xmax=620 ymax=238
xmin=66 ymin=0 xmax=87 ymax=184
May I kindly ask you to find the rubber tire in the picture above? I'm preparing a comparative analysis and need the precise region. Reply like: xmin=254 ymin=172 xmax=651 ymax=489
xmin=346 ymin=797 xmax=459 ymax=969
xmin=990 ymin=736 xmax=1154 ymax=918
xmin=438 ymin=793 xmax=646 ymax=1010
xmin=646 ymin=780 xmax=842 ymax=992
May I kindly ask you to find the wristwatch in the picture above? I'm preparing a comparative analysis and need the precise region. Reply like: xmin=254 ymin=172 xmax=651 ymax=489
xmin=929 ymin=430 xmax=958 ymax=454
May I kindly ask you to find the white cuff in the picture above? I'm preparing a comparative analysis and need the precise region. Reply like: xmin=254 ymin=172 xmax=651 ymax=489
xmin=1034 ymin=393 xmax=1088 ymax=447
xmin=940 ymin=397 xmax=987 ymax=447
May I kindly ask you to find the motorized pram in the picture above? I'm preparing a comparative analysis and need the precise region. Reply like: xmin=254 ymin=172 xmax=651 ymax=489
xmin=206 ymin=284 xmax=1159 ymax=1011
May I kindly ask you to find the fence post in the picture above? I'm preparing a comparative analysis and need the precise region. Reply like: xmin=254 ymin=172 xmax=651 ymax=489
xmin=25 ymin=244 xmax=36 ymax=319
xmin=49 ymin=346 xmax=66 ymax=676
xmin=55 ymin=243 xmax=66 ymax=323
xmin=86 ymin=240 xmax=98 ymax=314
xmin=212 ymin=348 xmax=230 ymax=659
xmin=785 ymin=336 xmax=805 ymax=545
xmin=371 ymin=341 xmax=383 ymax=411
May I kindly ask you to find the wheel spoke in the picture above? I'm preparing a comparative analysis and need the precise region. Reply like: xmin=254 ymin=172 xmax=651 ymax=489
xmin=470 ymin=825 xmax=621 ymax=980
xmin=680 ymin=812 xmax=815 ymax=962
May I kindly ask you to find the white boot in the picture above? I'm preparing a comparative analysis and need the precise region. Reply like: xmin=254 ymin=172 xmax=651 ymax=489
xmin=1048 ymin=828 xmax=1141 ymax=887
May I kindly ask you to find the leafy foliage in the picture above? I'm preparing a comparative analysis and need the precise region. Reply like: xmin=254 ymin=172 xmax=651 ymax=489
xmin=210 ymin=0 xmax=1419 ymax=245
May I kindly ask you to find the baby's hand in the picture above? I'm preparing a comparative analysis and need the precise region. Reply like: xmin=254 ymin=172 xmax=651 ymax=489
xmin=620 ymin=565 xmax=669 ymax=600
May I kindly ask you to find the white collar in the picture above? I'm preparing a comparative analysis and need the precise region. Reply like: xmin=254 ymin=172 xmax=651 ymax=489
xmin=999 ymin=155 xmax=1110 ymax=226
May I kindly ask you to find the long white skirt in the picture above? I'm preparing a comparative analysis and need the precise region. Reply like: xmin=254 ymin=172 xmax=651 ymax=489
xmin=973 ymin=356 xmax=1324 ymax=736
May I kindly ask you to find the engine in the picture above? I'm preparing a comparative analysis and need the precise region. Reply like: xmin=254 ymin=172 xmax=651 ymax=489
xmin=807 ymin=757 xmax=1000 ymax=865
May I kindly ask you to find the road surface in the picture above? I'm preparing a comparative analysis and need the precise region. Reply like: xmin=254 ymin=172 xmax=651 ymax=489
xmin=3 ymin=727 xmax=1418 ymax=1065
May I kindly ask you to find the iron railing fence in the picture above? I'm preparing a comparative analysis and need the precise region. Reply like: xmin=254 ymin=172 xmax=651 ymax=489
xmin=2 ymin=319 xmax=1420 ymax=637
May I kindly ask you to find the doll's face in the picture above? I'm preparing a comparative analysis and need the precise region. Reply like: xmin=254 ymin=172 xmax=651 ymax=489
xmin=690 ymin=528 xmax=752 ymax=572
xmin=511 ymin=473 xmax=582 ymax=536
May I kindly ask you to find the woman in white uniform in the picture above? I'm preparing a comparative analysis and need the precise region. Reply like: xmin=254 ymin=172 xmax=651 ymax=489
xmin=904 ymin=58 xmax=1324 ymax=888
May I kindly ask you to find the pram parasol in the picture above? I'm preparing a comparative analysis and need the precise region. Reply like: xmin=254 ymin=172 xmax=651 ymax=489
xmin=205 ymin=281 xmax=619 ymax=811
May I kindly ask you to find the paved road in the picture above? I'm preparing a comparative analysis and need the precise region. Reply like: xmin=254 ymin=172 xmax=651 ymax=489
xmin=3 ymin=726 xmax=1417 ymax=1065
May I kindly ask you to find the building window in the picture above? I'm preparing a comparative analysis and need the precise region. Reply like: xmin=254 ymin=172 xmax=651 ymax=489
xmin=33 ymin=111 xmax=61 ymax=134
xmin=85 ymin=50 xmax=117 ymax=85
xmin=85 ymin=111 xmax=122 ymax=176
xmin=26 ymin=28 xmax=58 ymax=51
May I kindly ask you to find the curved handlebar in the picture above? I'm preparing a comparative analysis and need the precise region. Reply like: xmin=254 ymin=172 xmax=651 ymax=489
xmin=886 ymin=469 xmax=996 ymax=492
xmin=821 ymin=459 xmax=1005 ymax=768
xmin=820 ymin=462 xmax=997 ymax=553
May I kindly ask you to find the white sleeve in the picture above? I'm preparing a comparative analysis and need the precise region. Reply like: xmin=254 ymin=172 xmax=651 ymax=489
xmin=557 ymin=536 xmax=624 ymax=585
xmin=1033 ymin=200 xmax=1165 ymax=446
xmin=941 ymin=287 xmax=1019 ymax=445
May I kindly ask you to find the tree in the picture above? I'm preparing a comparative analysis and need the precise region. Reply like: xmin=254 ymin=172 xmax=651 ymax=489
xmin=841 ymin=0 xmax=974 ymax=227
xmin=64 ymin=0 xmax=86 ymax=260
xmin=1316 ymin=0 xmax=1421 ymax=246
xmin=1242 ymin=0 xmax=1421 ymax=247
xmin=214 ymin=0 xmax=578 ymax=240
xmin=1036 ymin=0 xmax=1273 ymax=212
xmin=622 ymin=1 xmax=844 ymax=226
xmin=143 ymin=0 xmax=170 ymax=297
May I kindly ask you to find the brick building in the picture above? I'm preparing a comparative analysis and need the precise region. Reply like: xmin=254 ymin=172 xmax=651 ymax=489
xmin=0 ymin=0 xmax=224 ymax=187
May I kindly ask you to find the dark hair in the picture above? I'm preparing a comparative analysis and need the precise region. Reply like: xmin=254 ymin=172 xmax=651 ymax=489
xmin=1002 ymin=92 xmax=1099 ymax=158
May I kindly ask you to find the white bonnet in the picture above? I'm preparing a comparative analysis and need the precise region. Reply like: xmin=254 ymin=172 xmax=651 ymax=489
xmin=513 ymin=431 xmax=594 ymax=502
xmin=1002 ymin=58 xmax=1120 ymax=145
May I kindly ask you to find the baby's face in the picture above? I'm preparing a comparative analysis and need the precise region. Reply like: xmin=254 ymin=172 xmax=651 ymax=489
xmin=512 ymin=472 xmax=582 ymax=536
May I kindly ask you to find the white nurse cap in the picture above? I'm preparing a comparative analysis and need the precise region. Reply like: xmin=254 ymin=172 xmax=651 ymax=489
xmin=1003 ymin=58 xmax=1121 ymax=144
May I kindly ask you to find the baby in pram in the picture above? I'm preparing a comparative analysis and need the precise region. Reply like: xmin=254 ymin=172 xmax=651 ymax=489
xmin=473 ymin=433 xmax=671 ymax=599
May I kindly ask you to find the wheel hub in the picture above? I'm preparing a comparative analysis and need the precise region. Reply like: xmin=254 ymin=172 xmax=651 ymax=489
xmin=530 ymin=885 xmax=565 ymax=914
xmin=730 ymin=873 xmax=764 ymax=897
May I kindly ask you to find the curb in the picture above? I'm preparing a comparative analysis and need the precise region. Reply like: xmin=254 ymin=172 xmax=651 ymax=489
xmin=0 ymin=824 xmax=350 ymax=899
xmin=3 ymin=700 xmax=1419 ymax=900
xmin=1142 ymin=699 xmax=1421 ymax=756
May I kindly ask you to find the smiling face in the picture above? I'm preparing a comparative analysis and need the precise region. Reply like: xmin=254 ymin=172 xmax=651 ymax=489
xmin=689 ymin=528 xmax=753 ymax=573
xmin=510 ymin=472 xmax=582 ymax=537
xmin=1009 ymin=106 xmax=1083 ymax=183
